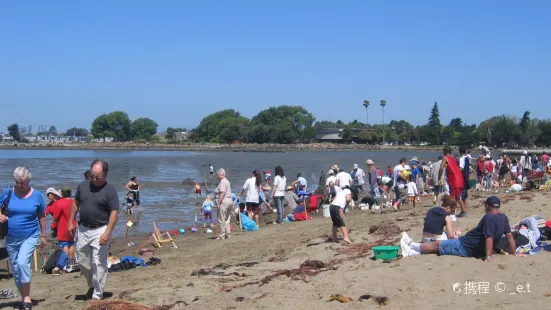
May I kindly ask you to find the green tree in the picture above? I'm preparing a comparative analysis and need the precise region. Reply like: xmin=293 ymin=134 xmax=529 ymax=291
xmin=65 ymin=127 xmax=89 ymax=137
xmin=339 ymin=126 xmax=354 ymax=141
xmin=165 ymin=127 xmax=176 ymax=139
xmin=425 ymin=101 xmax=442 ymax=144
xmin=48 ymin=125 xmax=58 ymax=135
xmin=248 ymin=106 xmax=315 ymax=143
xmin=363 ymin=100 xmax=370 ymax=125
xmin=91 ymin=111 xmax=132 ymax=141
xmin=7 ymin=124 xmax=21 ymax=141
xmin=380 ymin=100 xmax=387 ymax=142
xmin=194 ymin=109 xmax=249 ymax=143
xmin=131 ymin=117 xmax=158 ymax=141
xmin=537 ymin=120 xmax=551 ymax=146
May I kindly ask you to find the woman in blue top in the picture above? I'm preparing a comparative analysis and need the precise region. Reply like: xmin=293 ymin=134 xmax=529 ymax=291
xmin=0 ymin=167 xmax=47 ymax=310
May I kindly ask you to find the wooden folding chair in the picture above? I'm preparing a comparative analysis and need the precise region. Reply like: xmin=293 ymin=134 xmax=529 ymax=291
xmin=152 ymin=222 xmax=178 ymax=248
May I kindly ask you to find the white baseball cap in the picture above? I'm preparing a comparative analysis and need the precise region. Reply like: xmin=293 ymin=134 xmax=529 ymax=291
xmin=45 ymin=188 xmax=61 ymax=197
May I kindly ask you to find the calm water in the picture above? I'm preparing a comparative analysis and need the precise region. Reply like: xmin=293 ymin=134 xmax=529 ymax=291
xmin=0 ymin=149 xmax=442 ymax=237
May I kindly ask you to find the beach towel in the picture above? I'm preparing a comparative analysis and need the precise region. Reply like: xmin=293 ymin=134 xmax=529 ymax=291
xmin=444 ymin=155 xmax=464 ymax=199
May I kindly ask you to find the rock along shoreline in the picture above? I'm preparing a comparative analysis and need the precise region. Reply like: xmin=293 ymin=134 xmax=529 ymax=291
xmin=0 ymin=142 xmax=444 ymax=153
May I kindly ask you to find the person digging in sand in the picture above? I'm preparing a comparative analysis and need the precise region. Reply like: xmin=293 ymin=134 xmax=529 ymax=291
xmin=401 ymin=196 xmax=526 ymax=261
xmin=329 ymin=188 xmax=352 ymax=244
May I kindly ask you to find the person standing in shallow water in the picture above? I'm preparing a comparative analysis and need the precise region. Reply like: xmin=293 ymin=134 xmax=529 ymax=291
xmin=68 ymin=159 xmax=119 ymax=300
xmin=125 ymin=176 xmax=141 ymax=208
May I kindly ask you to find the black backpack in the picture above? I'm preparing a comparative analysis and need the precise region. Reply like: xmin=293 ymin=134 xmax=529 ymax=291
xmin=41 ymin=249 xmax=63 ymax=274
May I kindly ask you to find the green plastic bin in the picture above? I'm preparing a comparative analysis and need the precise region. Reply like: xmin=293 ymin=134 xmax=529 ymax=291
xmin=372 ymin=245 xmax=400 ymax=260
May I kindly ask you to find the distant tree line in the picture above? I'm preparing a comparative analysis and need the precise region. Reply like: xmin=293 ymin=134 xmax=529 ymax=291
xmin=5 ymin=102 xmax=551 ymax=147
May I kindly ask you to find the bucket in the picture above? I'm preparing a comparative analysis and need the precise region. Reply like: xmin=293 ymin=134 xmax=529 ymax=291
xmin=372 ymin=245 xmax=399 ymax=260
xmin=468 ymin=179 xmax=476 ymax=188
xmin=322 ymin=204 xmax=330 ymax=217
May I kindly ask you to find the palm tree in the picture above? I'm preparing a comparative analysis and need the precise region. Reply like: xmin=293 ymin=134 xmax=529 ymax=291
xmin=362 ymin=100 xmax=370 ymax=126
xmin=380 ymin=100 xmax=387 ymax=143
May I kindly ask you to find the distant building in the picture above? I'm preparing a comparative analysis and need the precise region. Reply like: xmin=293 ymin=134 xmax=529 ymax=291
xmin=0 ymin=132 xmax=14 ymax=142
xmin=315 ymin=127 xmax=375 ymax=142
xmin=315 ymin=128 xmax=344 ymax=141
xmin=174 ymin=131 xmax=189 ymax=141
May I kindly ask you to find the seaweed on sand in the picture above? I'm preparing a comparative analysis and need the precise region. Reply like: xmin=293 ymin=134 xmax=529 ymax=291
xmin=519 ymin=194 xmax=534 ymax=202
xmin=219 ymin=260 xmax=342 ymax=292
xmin=82 ymin=300 xmax=186 ymax=310
xmin=259 ymin=259 xmax=341 ymax=286
xmin=368 ymin=222 xmax=402 ymax=236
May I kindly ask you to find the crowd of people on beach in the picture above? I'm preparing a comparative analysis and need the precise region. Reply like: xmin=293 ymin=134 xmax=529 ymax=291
xmin=0 ymin=146 xmax=550 ymax=308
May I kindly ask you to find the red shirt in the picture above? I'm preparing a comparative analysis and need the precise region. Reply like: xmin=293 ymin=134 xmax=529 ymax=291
xmin=476 ymin=160 xmax=485 ymax=173
xmin=51 ymin=198 xmax=77 ymax=242
xmin=484 ymin=161 xmax=494 ymax=174
xmin=377 ymin=169 xmax=383 ymax=177
xmin=387 ymin=168 xmax=392 ymax=175
xmin=45 ymin=201 xmax=58 ymax=229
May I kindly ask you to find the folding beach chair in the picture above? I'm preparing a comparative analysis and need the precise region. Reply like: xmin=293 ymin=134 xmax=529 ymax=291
xmin=152 ymin=222 xmax=178 ymax=248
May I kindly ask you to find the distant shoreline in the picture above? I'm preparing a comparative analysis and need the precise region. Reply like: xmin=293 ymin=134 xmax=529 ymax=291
xmin=0 ymin=142 xmax=444 ymax=153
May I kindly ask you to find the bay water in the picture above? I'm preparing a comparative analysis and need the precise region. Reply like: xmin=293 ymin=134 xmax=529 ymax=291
xmin=0 ymin=149 xmax=442 ymax=237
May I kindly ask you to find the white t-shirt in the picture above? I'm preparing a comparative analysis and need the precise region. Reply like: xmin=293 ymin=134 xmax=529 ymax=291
xmin=354 ymin=168 xmax=365 ymax=185
xmin=336 ymin=171 xmax=352 ymax=188
xmin=326 ymin=175 xmax=337 ymax=186
xmin=407 ymin=182 xmax=418 ymax=196
xmin=393 ymin=164 xmax=406 ymax=188
xmin=273 ymin=175 xmax=286 ymax=197
xmin=332 ymin=189 xmax=351 ymax=209
xmin=243 ymin=177 xmax=260 ymax=203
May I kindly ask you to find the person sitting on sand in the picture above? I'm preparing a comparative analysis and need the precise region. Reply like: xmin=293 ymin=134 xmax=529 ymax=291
xmin=401 ymin=196 xmax=525 ymax=261
xmin=201 ymin=195 xmax=215 ymax=227
xmin=329 ymin=188 xmax=352 ymax=244
xmin=284 ymin=186 xmax=300 ymax=215
xmin=421 ymin=195 xmax=461 ymax=243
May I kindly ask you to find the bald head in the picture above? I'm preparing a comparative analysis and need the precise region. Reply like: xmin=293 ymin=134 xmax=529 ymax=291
xmin=90 ymin=159 xmax=109 ymax=186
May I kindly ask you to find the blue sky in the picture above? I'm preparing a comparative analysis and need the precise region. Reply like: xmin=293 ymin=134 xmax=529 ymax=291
xmin=1 ymin=0 xmax=550 ymax=133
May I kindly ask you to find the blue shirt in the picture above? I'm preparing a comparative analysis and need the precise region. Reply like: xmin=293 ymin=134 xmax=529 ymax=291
xmin=298 ymin=177 xmax=307 ymax=188
xmin=1 ymin=187 xmax=45 ymax=238
xmin=202 ymin=201 xmax=214 ymax=212
xmin=459 ymin=213 xmax=511 ymax=257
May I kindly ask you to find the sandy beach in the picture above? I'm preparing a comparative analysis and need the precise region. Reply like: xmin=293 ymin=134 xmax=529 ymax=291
xmin=1 ymin=190 xmax=550 ymax=310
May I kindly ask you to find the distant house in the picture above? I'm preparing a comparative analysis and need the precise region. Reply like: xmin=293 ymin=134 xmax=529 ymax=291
xmin=315 ymin=127 xmax=375 ymax=142
xmin=174 ymin=131 xmax=189 ymax=141
xmin=315 ymin=128 xmax=344 ymax=141
xmin=0 ymin=132 xmax=14 ymax=142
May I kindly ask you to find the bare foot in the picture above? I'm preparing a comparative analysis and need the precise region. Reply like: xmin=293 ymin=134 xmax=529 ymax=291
xmin=343 ymin=239 xmax=352 ymax=244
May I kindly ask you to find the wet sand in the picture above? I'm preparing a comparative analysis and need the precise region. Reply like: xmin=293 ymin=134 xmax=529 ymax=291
xmin=2 ymin=190 xmax=550 ymax=309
